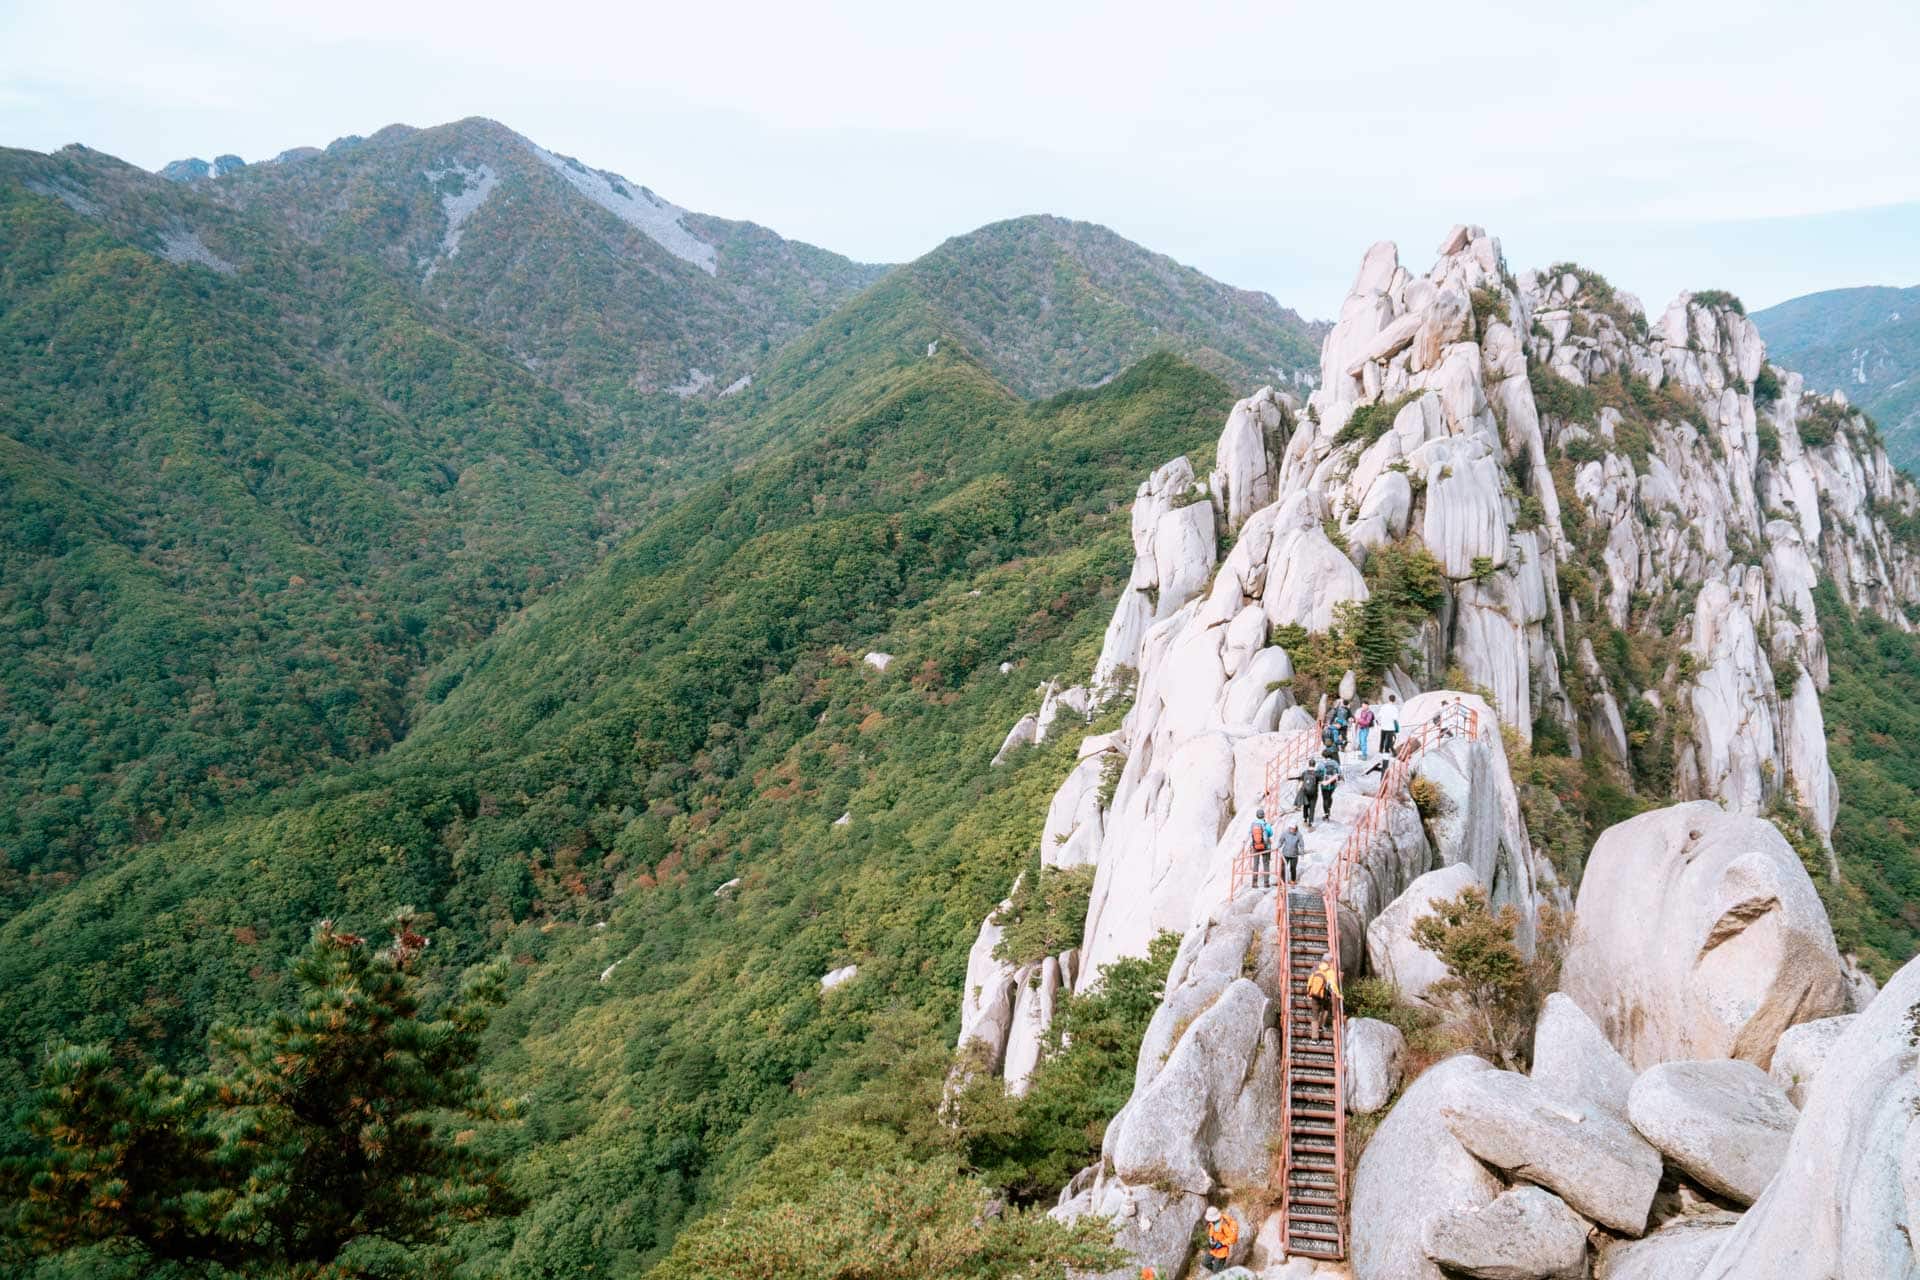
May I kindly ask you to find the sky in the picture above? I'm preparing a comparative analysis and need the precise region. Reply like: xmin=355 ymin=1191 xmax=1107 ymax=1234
xmin=4 ymin=0 xmax=1918 ymax=319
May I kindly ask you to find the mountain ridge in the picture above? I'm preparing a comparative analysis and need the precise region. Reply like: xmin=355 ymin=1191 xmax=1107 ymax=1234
xmin=1754 ymin=282 xmax=1920 ymax=465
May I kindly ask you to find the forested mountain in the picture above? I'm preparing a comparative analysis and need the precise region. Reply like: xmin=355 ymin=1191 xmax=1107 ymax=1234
xmin=18 ymin=115 xmax=1920 ymax=1280
xmin=183 ymin=118 xmax=888 ymax=405
xmin=0 ymin=151 xmax=618 ymax=894
xmin=0 ymin=341 xmax=1237 ymax=1275
xmin=1755 ymin=284 xmax=1920 ymax=464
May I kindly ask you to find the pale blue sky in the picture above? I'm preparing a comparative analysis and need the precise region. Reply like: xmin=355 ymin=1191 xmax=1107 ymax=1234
xmin=4 ymin=0 xmax=1916 ymax=318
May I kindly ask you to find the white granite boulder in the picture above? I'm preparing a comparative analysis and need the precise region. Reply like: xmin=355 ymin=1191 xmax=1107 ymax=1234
xmin=1419 ymin=1184 xmax=1590 ymax=1280
xmin=1441 ymin=1068 xmax=1662 ymax=1235
xmin=1346 ymin=1016 xmax=1407 ymax=1115
xmin=1365 ymin=862 xmax=1482 ymax=1006
xmin=1768 ymin=1014 xmax=1855 ymax=1109
xmin=1561 ymin=801 xmax=1848 ymax=1072
xmin=1696 ymin=951 xmax=1920 ymax=1279
xmin=1626 ymin=1060 xmax=1797 ymax=1206
xmin=1351 ymin=1055 xmax=1504 ymax=1280
xmin=1532 ymin=992 xmax=1635 ymax=1120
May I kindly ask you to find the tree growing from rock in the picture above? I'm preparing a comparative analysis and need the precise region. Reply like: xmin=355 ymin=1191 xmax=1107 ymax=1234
xmin=1412 ymin=886 xmax=1565 ymax=1070
xmin=4 ymin=911 xmax=519 ymax=1277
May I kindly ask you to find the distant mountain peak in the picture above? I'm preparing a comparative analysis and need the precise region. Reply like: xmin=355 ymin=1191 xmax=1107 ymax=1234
xmin=158 ymin=153 xmax=246 ymax=183
xmin=523 ymin=140 xmax=717 ymax=275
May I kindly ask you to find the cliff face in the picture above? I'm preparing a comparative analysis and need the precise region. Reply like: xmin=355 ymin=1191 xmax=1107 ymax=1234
xmin=948 ymin=225 xmax=1920 ymax=1276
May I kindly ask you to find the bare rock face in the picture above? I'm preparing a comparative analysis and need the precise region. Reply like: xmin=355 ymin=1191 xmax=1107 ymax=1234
xmin=1532 ymin=992 xmax=1636 ymax=1121
xmin=1052 ymin=1177 xmax=1205 ymax=1280
xmin=1696 ymin=951 xmax=1920 ymax=1280
xmin=1561 ymin=801 xmax=1848 ymax=1072
xmin=1625 ymin=1060 xmax=1797 ymax=1206
xmin=1210 ymin=387 xmax=1287 ymax=534
xmin=1768 ymin=1014 xmax=1855 ymax=1108
xmin=1345 ymin=1016 xmax=1407 ymax=1115
xmin=1440 ymin=1068 xmax=1662 ymax=1235
xmin=1599 ymin=1213 xmax=1740 ymax=1280
xmin=1366 ymin=862 xmax=1482 ymax=1006
xmin=1351 ymin=1055 xmax=1505 ymax=1280
xmin=1419 ymin=1184 xmax=1591 ymax=1280
xmin=990 ymin=714 xmax=1037 ymax=766
xmin=1109 ymin=978 xmax=1281 ymax=1195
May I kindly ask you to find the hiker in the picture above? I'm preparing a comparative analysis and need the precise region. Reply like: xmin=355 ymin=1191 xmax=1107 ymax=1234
xmin=1376 ymin=690 xmax=1401 ymax=755
xmin=1202 ymin=1206 xmax=1239 ymax=1273
xmin=1277 ymin=819 xmax=1304 ymax=884
xmin=1249 ymin=807 xmax=1276 ymax=889
xmin=1317 ymin=750 xmax=1340 ymax=821
xmin=1306 ymin=951 xmax=1342 ymax=1041
xmin=1294 ymin=765 xmax=1319 ymax=831
xmin=1331 ymin=698 xmax=1352 ymax=749
xmin=1354 ymin=699 xmax=1375 ymax=758
xmin=1321 ymin=719 xmax=1341 ymax=753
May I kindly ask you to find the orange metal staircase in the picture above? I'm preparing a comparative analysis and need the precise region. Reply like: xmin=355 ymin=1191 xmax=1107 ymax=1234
xmin=1229 ymin=699 xmax=1481 ymax=1263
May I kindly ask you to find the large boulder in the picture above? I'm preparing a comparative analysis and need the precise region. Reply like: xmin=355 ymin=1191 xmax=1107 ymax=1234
xmin=1419 ymin=1184 xmax=1590 ymax=1280
xmin=1440 ymin=1068 xmax=1662 ymax=1235
xmin=1054 ymin=1175 xmax=1206 ymax=1280
xmin=1351 ymin=1055 xmax=1504 ymax=1280
xmin=1696 ymin=951 xmax=1920 ymax=1279
xmin=1561 ymin=802 xmax=1848 ymax=1071
xmin=1599 ymin=1213 xmax=1740 ymax=1280
xmin=1625 ymin=1060 xmax=1797 ymax=1206
xmin=1365 ymin=862 xmax=1481 ymax=1005
xmin=1108 ymin=979 xmax=1282 ymax=1195
xmin=1768 ymin=1014 xmax=1855 ymax=1109
xmin=1346 ymin=1016 xmax=1407 ymax=1115
xmin=1532 ymin=993 xmax=1636 ymax=1121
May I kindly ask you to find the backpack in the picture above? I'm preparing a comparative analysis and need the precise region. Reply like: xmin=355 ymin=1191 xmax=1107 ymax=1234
xmin=1307 ymin=967 xmax=1329 ymax=998
xmin=1356 ymin=706 xmax=1374 ymax=727
xmin=1250 ymin=821 xmax=1269 ymax=852
xmin=1319 ymin=760 xmax=1340 ymax=787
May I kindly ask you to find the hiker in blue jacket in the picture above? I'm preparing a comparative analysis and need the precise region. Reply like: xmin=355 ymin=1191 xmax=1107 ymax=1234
xmin=1248 ymin=807 xmax=1276 ymax=888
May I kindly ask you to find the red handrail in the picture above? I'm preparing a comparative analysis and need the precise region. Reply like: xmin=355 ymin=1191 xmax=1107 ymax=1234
xmin=1227 ymin=711 xmax=1328 ymax=896
xmin=1236 ymin=696 xmax=1481 ymax=1263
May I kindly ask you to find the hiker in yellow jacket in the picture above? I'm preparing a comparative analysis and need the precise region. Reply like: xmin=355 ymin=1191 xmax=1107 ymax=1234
xmin=1202 ymin=1206 xmax=1239 ymax=1272
xmin=1306 ymin=952 xmax=1342 ymax=1041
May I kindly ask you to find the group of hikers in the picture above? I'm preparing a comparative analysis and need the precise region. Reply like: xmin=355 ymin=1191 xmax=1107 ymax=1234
xmin=1244 ymin=691 xmax=1404 ymax=892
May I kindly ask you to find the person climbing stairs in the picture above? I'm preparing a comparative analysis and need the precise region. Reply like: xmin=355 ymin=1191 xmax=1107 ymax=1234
xmin=1278 ymin=888 xmax=1347 ymax=1261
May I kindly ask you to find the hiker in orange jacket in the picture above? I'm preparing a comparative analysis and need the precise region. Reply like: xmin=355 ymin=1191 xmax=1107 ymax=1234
xmin=1202 ymin=1206 xmax=1239 ymax=1272
xmin=1306 ymin=952 xmax=1342 ymax=1041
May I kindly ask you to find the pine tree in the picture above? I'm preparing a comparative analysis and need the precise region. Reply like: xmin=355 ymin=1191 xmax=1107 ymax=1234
xmin=5 ymin=910 xmax=519 ymax=1277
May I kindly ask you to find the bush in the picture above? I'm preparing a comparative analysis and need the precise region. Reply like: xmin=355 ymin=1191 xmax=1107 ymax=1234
xmin=1469 ymin=287 xmax=1510 ymax=332
xmin=1411 ymin=887 xmax=1566 ymax=1070
xmin=993 ymin=863 xmax=1096 ymax=967
xmin=1333 ymin=392 xmax=1419 ymax=449
xmin=1691 ymin=288 xmax=1747 ymax=316
xmin=1753 ymin=364 xmax=1782 ymax=407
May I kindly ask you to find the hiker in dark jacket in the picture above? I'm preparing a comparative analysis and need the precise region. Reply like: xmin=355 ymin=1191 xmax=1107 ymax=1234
xmin=1317 ymin=751 xmax=1340 ymax=821
xmin=1294 ymin=766 xmax=1318 ymax=831
xmin=1331 ymin=699 xmax=1351 ymax=749
xmin=1276 ymin=820 xmax=1304 ymax=884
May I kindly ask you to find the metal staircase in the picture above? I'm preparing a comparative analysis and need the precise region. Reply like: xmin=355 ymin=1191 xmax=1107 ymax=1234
xmin=1278 ymin=886 xmax=1347 ymax=1260
xmin=1228 ymin=698 xmax=1482 ymax=1264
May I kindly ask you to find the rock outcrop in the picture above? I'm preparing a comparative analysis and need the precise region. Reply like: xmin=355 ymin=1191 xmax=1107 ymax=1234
xmin=1351 ymin=1055 xmax=1505 ymax=1280
xmin=1440 ymin=1068 xmax=1662 ymax=1235
xmin=1561 ymin=801 xmax=1848 ymax=1071
xmin=1419 ymin=1184 xmax=1590 ymax=1280
xmin=1366 ymin=862 xmax=1482 ymax=1005
xmin=1532 ymin=992 xmax=1635 ymax=1120
xmin=1768 ymin=1013 xmax=1854 ymax=1108
xmin=1625 ymin=1060 xmax=1797 ymax=1206
xmin=1345 ymin=1016 xmax=1407 ymax=1115
xmin=1695 ymin=950 xmax=1920 ymax=1279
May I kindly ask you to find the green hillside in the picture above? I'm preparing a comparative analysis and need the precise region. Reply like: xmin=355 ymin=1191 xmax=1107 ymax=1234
xmin=0 ymin=166 xmax=615 ymax=893
xmin=1754 ymin=284 xmax=1920 ymax=464
xmin=0 ymin=343 xmax=1236 ymax=1276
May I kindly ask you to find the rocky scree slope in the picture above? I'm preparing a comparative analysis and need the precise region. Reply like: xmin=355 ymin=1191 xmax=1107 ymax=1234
xmin=948 ymin=225 xmax=1920 ymax=1279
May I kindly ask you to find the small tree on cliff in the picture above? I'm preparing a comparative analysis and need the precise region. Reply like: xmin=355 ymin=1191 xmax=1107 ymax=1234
xmin=5 ymin=911 xmax=519 ymax=1277
xmin=1412 ymin=886 xmax=1565 ymax=1070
